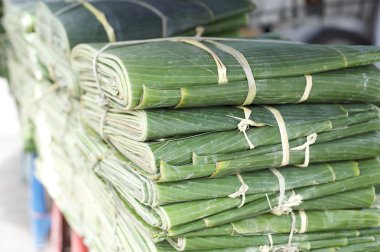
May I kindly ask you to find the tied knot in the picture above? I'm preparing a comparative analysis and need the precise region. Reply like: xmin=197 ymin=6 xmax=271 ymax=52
xmin=291 ymin=133 xmax=317 ymax=151
xmin=237 ymin=118 xmax=254 ymax=132
xmin=228 ymin=174 xmax=249 ymax=208
xmin=290 ymin=133 xmax=318 ymax=167
xmin=228 ymin=107 xmax=265 ymax=150
xmin=271 ymin=193 xmax=303 ymax=216
xmin=259 ymin=245 xmax=271 ymax=252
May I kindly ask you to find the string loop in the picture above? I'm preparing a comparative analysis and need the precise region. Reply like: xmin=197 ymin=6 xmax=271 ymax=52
xmin=228 ymin=173 xmax=249 ymax=208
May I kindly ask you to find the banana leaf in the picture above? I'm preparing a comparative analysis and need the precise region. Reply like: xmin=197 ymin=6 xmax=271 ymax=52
xmin=72 ymin=38 xmax=380 ymax=110
xmin=81 ymin=97 xmax=367 ymax=141
xmin=35 ymin=0 xmax=254 ymax=57
xmin=168 ymin=234 xmax=376 ymax=251
xmin=163 ymin=159 xmax=380 ymax=236
xmin=80 ymin=104 xmax=380 ymax=178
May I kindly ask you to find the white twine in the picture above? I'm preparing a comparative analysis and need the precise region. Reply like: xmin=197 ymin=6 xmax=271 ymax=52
xmin=290 ymin=133 xmax=317 ymax=168
xmin=297 ymin=75 xmax=313 ymax=103
xmin=259 ymin=234 xmax=274 ymax=252
xmin=263 ymin=106 xmax=290 ymax=167
xmin=228 ymin=173 xmax=249 ymax=208
xmin=228 ymin=106 xmax=265 ymax=149
xmin=268 ymin=168 xmax=303 ymax=216
xmin=271 ymin=192 xmax=303 ymax=216
xmin=273 ymin=211 xmax=299 ymax=252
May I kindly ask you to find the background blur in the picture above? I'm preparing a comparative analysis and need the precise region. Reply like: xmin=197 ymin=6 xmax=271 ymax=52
xmin=1 ymin=0 xmax=380 ymax=251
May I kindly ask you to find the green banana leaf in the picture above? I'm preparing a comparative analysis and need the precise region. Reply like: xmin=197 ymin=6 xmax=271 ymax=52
xmin=72 ymin=38 xmax=380 ymax=110
xmin=81 ymin=104 xmax=380 ymax=178
xmin=36 ymin=0 xmax=254 ymax=57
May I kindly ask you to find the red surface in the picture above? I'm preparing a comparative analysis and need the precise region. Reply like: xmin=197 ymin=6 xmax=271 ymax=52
xmin=70 ymin=230 xmax=88 ymax=252
xmin=49 ymin=203 xmax=64 ymax=252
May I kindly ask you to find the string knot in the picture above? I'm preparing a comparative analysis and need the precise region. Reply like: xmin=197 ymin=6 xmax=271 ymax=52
xmin=228 ymin=174 xmax=249 ymax=208
xmin=291 ymin=133 xmax=317 ymax=167
xmin=271 ymin=193 xmax=303 ymax=216
xmin=259 ymin=245 xmax=271 ymax=252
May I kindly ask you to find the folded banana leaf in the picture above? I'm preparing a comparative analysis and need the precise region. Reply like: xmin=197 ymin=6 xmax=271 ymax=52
xmin=162 ymin=159 xmax=380 ymax=235
xmin=226 ymin=209 xmax=380 ymax=235
xmin=72 ymin=38 xmax=380 ymax=110
xmin=35 ymin=0 xmax=254 ymax=57
xmin=168 ymin=233 xmax=377 ymax=251
xmin=82 ymin=97 xmax=362 ymax=141
xmin=80 ymin=103 xmax=380 ymax=178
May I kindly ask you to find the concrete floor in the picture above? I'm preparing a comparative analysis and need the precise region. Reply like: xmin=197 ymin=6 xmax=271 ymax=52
xmin=0 ymin=79 xmax=35 ymax=252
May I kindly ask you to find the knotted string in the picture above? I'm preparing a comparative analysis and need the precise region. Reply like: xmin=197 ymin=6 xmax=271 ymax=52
xmin=228 ymin=106 xmax=265 ymax=149
xmin=268 ymin=168 xmax=303 ymax=216
xmin=290 ymin=133 xmax=317 ymax=168
xmin=228 ymin=173 xmax=249 ymax=208
xmin=259 ymin=234 xmax=274 ymax=252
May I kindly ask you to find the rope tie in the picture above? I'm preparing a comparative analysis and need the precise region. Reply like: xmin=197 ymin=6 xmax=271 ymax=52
xmin=259 ymin=234 xmax=274 ymax=252
xmin=273 ymin=211 xmax=299 ymax=252
xmin=206 ymin=40 xmax=257 ymax=105
xmin=263 ymin=106 xmax=290 ymax=167
xmin=290 ymin=133 xmax=317 ymax=168
xmin=172 ymin=38 xmax=228 ymax=84
xmin=228 ymin=173 xmax=249 ymax=208
xmin=297 ymin=75 xmax=313 ymax=103
xmin=269 ymin=168 xmax=303 ymax=216
xmin=228 ymin=106 xmax=265 ymax=149
xmin=78 ymin=0 xmax=116 ymax=42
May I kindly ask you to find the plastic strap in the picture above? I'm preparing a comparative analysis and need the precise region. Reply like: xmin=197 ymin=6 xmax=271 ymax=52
xmin=298 ymin=210 xmax=308 ymax=234
xmin=206 ymin=40 xmax=257 ymax=105
xmin=263 ymin=106 xmax=290 ymax=167
xmin=228 ymin=173 xmax=249 ymax=208
xmin=297 ymin=75 xmax=313 ymax=103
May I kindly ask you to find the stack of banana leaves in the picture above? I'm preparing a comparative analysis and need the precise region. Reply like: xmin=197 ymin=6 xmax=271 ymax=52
xmin=33 ymin=0 xmax=255 ymax=96
xmin=70 ymin=37 xmax=380 ymax=251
